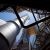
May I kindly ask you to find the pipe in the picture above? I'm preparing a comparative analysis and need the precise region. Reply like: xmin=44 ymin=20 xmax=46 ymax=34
xmin=0 ymin=16 xmax=28 ymax=48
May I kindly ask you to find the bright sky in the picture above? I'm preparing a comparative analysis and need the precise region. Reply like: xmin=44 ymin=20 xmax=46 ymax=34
xmin=0 ymin=12 xmax=17 ymax=21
